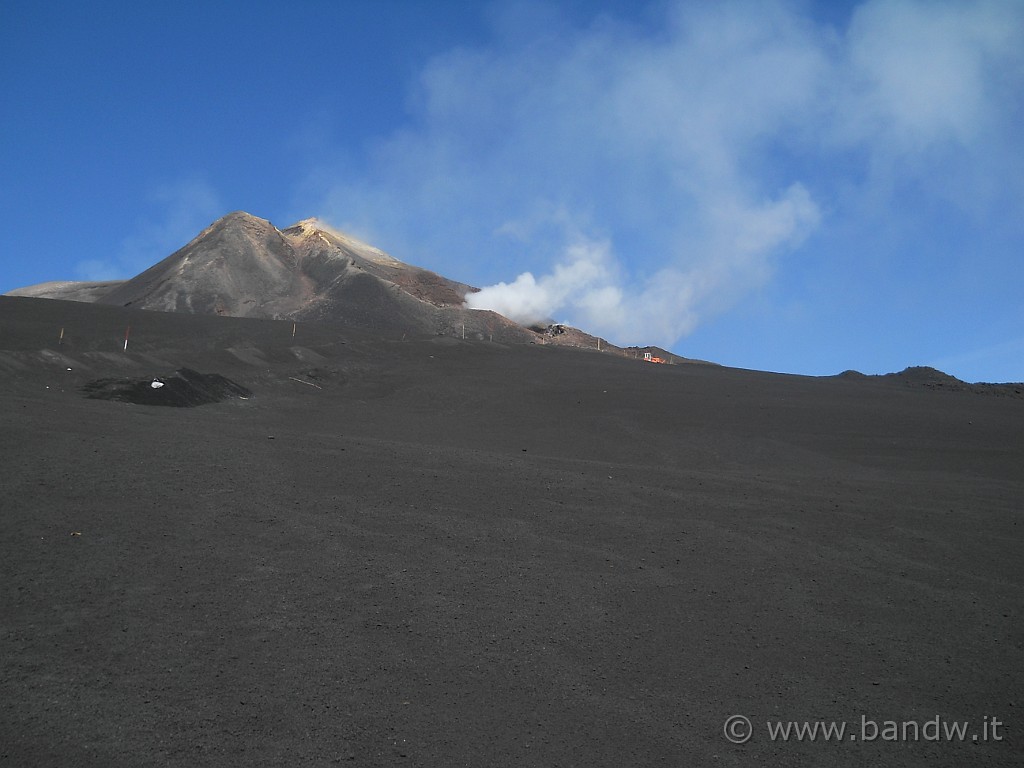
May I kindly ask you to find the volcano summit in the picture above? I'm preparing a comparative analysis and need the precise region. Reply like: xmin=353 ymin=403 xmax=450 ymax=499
xmin=9 ymin=212 xmax=672 ymax=355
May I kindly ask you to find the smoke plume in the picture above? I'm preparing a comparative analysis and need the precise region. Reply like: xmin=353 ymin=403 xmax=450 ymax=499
xmin=316 ymin=0 xmax=1024 ymax=349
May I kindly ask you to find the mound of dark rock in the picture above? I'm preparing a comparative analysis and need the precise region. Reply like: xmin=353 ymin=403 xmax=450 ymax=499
xmin=887 ymin=366 xmax=967 ymax=389
xmin=82 ymin=368 xmax=251 ymax=407
xmin=880 ymin=366 xmax=1023 ymax=398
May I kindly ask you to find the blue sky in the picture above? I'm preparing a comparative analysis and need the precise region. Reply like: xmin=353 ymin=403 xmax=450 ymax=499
xmin=2 ymin=0 xmax=1022 ymax=382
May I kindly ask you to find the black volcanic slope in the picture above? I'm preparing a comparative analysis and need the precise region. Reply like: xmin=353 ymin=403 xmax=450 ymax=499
xmin=2 ymin=296 xmax=1023 ymax=767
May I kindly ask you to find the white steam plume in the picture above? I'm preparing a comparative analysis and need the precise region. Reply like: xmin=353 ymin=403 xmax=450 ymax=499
xmin=465 ymin=238 xmax=618 ymax=326
xmin=467 ymin=183 xmax=819 ymax=341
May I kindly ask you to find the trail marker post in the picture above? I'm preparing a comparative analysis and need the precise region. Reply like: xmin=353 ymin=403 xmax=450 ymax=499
xmin=124 ymin=326 xmax=130 ymax=351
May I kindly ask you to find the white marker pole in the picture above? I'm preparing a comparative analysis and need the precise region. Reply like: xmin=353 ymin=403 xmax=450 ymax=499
xmin=124 ymin=326 xmax=130 ymax=351
xmin=292 ymin=322 xmax=296 ymax=338
xmin=59 ymin=327 xmax=64 ymax=345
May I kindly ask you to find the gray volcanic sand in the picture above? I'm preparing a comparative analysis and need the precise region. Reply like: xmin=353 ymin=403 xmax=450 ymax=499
xmin=1 ymin=296 xmax=1022 ymax=767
